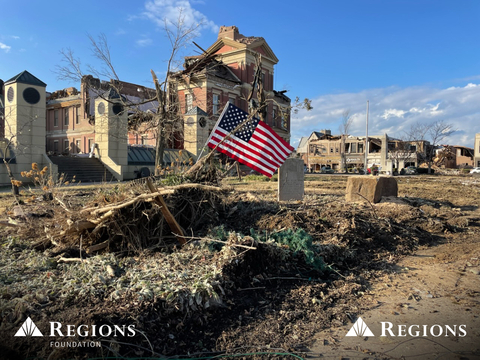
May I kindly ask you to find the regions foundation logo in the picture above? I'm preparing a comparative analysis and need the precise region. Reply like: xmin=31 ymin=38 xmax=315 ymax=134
xmin=345 ymin=317 xmax=374 ymax=337
xmin=12 ymin=317 xmax=136 ymax=348
xmin=14 ymin=317 xmax=43 ymax=337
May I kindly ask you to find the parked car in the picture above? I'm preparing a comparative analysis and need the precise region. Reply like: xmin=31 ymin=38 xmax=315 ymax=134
xmin=405 ymin=166 xmax=418 ymax=175
xmin=470 ymin=167 xmax=480 ymax=174
xmin=320 ymin=166 xmax=335 ymax=174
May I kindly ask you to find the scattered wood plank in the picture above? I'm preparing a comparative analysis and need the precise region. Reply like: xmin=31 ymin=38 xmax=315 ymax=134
xmin=0 ymin=221 xmax=19 ymax=227
xmin=86 ymin=240 xmax=109 ymax=254
xmin=81 ymin=184 xmax=224 ymax=216
xmin=58 ymin=257 xmax=85 ymax=263
xmin=60 ymin=220 xmax=96 ymax=236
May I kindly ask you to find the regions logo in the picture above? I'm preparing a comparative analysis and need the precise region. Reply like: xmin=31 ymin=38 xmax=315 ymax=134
xmin=14 ymin=317 xmax=43 ymax=337
xmin=345 ymin=317 xmax=375 ymax=337
xmin=344 ymin=318 xmax=468 ymax=338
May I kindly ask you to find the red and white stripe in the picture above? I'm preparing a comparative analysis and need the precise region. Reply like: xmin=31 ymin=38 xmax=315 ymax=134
xmin=207 ymin=122 xmax=294 ymax=178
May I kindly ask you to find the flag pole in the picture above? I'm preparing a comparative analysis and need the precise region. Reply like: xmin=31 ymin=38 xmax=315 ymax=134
xmin=364 ymin=100 xmax=369 ymax=172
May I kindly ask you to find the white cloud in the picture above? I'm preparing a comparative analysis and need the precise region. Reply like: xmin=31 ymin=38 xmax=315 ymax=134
xmin=292 ymin=82 xmax=480 ymax=148
xmin=142 ymin=0 xmax=218 ymax=34
xmin=0 ymin=42 xmax=11 ymax=53
xmin=382 ymin=108 xmax=406 ymax=120
xmin=11 ymin=35 xmax=20 ymax=40
xmin=136 ymin=38 xmax=153 ymax=47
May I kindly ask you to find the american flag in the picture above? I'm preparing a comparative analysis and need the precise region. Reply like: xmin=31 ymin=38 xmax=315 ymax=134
xmin=207 ymin=103 xmax=294 ymax=178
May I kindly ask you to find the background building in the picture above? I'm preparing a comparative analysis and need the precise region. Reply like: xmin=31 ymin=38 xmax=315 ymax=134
xmin=434 ymin=145 xmax=474 ymax=168
xmin=170 ymin=25 xmax=292 ymax=157
xmin=474 ymin=133 xmax=480 ymax=167
xmin=1 ymin=27 xmax=293 ymax=182
xmin=46 ymin=76 xmax=158 ymax=155
xmin=301 ymin=130 xmax=425 ymax=173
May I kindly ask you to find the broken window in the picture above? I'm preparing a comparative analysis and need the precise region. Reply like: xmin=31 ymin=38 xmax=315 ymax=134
xmin=280 ymin=112 xmax=287 ymax=129
xmin=213 ymin=94 xmax=220 ymax=114
xmin=369 ymin=140 xmax=382 ymax=153
xmin=185 ymin=94 xmax=192 ymax=112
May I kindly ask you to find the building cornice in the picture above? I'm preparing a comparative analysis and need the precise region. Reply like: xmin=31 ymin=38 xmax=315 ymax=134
xmin=206 ymin=38 xmax=279 ymax=65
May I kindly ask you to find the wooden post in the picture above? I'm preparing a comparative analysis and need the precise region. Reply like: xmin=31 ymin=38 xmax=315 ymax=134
xmin=236 ymin=161 xmax=242 ymax=181
xmin=146 ymin=179 xmax=186 ymax=246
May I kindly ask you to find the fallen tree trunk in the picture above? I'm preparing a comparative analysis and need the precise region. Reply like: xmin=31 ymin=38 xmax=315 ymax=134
xmin=146 ymin=179 xmax=186 ymax=246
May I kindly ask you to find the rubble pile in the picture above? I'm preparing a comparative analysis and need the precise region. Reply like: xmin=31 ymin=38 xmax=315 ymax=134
xmin=0 ymin=177 xmax=476 ymax=359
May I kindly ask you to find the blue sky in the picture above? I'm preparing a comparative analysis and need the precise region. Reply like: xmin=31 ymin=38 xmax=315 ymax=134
xmin=1 ymin=0 xmax=479 ymax=147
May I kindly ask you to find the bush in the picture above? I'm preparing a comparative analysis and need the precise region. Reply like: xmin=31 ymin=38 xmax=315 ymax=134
xmin=251 ymin=228 xmax=325 ymax=272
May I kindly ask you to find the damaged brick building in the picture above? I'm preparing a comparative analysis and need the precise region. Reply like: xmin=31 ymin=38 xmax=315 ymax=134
xmin=45 ymin=76 xmax=158 ymax=155
xmin=0 ymin=26 xmax=293 ymax=181
xmin=170 ymin=25 xmax=292 ymax=157
xmin=44 ymin=25 xmax=292 ymax=160
xmin=299 ymin=130 xmax=426 ymax=173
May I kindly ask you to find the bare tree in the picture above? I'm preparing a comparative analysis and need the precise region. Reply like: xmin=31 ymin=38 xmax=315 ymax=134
xmin=1 ymin=136 xmax=20 ymax=196
xmin=339 ymin=110 xmax=352 ymax=173
xmin=151 ymin=13 xmax=202 ymax=173
xmin=56 ymin=10 xmax=202 ymax=175
xmin=56 ymin=35 xmax=159 ymax=136
xmin=57 ymin=18 xmax=311 ymax=179
xmin=405 ymin=120 xmax=455 ymax=173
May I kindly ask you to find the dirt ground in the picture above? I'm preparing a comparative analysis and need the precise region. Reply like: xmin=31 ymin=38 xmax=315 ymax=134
xmin=0 ymin=174 xmax=479 ymax=360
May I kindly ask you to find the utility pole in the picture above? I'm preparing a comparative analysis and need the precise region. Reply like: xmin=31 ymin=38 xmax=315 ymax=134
xmin=364 ymin=100 xmax=369 ymax=172
xmin=306 ymin=138 xmax=310 ymax=172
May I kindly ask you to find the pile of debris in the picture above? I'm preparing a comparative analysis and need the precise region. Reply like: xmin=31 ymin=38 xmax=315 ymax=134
xmin=23 ymin=180 xmax=225 ymax=254
xmin=0 ymin=176 xmax=472 ymax=359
